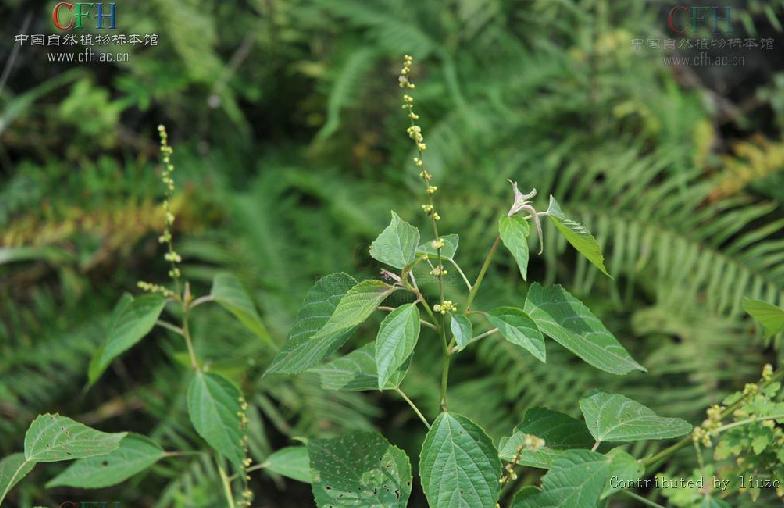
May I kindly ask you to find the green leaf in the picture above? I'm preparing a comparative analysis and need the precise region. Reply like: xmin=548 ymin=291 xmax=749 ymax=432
xmin=369 ymin=211 xmax=420 ymax=269
xmin=0 ymin=453 xmax=35 ymax=505
xmin=602 ymin=448 xmax=642 ymax=499
xmin=88 ymin=293 xmax=166 ymax=385
xmin=524 ymin=284 xmax=645 ymax=375
xmin=420 ymin=412 xmax=502 ymax=508
xmin=743 ymin=298 xmax=784 ymax=338
xmin=417 ymin=233 xmax=459 ymax=260
xmin=487 ymin=307 xmax=546 ymax=362
xmin=266 ymin=273 xmax=355 ymax=375
xmin=376 ymin=304 xmax=420 ymax=389
xmin=499 ymin=215 xmax=531 ymax=280
xmin=546 ymin=196 xmax=610 ymax=277
xmin=450 ymin=314 xmax=473 ymax=351
xmin=309 ymin=431 xmax=412 ymax=507
xmin=262 ymin=447 xmax=311 ymax=483
xmin=579 ymin=392 xmax=692 ymax=443
xmin=187 ymin=372 xmax=243 ymax=466
xmin=211 ymin=273 xmax=273 ymax=346
xmin=24 ymin=414 xmax=126 ymax=463
xmin=498 ymin=408 xmax=594 ymax=469
xmin=46 ymin=434 xmax=164 ymax=489
xmin=513 ymin=450 xmax=611 ymax=508
xmin=309 ymin=343 xmax=408 ymax=391
xmin=511 ymin=486 xmax=542 ymax=507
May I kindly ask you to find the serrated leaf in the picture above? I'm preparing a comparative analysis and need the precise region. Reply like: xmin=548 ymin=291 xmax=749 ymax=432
xmin=88 ymin=293 xmax=165 ymax=385
xmin=46 ymin=434 xmax=164 ymax=489
xmin=266 ymin=273 xmax=358 ymax=375
xmin=579 ymin=392 xmax=692 ymax=443
xmin=512 ymin=486 xmax=542 ymax=507
xmin=498 ymin=408 xmax=594 ymax=469
xmin=417 ymin=233 xmax=459 ymax=260
xmin=743 ymin=298 xmax=784 ymax=338
xmin=262 ymin=447 xmax=311 ymax=483
xmin=309 ymin=343 xmax=408 ymax=391
xmin=24 ymin=414 xmax=125 ymax=463
xmin=211 ymin=273 xmax=273 ymax=346
xmin=524 ymin=284 xmax=644 ymax=375
xmin=513 ymin=450 xmax=610 ymax=508
xmin=420 ymin=412 xmax=502 ymax=508
xmin=546 ymin=196 xmax=610 ymax=277
xmin=487 ymin=307 xmax=546 ymax=362
xmin=0 ymin=453 xmax=35 ymax=505
xmin=499 ymin=215 xmax=531 ymax=280
xmin=376 ymin=304 xmax=420 ymax=389
xmin=450 ymin=314 xmax=473 ymax=351
xmin=369 ymin=211 xmax=420 ymax=269
xmin=602 ymin=448 xmax=642 ymax=499
xmin=309 ymin=431 xmax=411 ymax=507
xmin=187 ymin=372 xmax=243 ymax=466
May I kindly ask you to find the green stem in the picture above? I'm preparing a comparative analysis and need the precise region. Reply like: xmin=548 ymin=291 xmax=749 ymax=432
xmin=620 ymin=490 xmax=666 ymax=508
xmin=439 ymin=316 xmax=451 ymax=412
xmin=218 ymin=461 xmax=236 ymax=508
xmin=396 ymin=388 xmax=431 ymax=429
xmin=466 ymin=235 xmax=501 ymax=311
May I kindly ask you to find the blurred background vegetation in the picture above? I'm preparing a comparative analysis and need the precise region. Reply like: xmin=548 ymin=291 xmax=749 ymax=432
xmin=2 ymin=0 xmax=784 ymax=506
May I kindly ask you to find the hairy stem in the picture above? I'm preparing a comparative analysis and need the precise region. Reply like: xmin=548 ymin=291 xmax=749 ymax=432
xmin=218 ymin=461 xmax=236 ymax=508
xmin=396 ymin=388 xmax=431 ymax=429
xmin=466 ymin=235 xmax=501 ymax=311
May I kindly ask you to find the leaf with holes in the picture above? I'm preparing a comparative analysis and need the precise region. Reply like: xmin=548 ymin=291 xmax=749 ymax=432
xmin=46 ymin=434 xmax=164 ymax=488
xmin=499 ymin=215 xmax=530 ymax=280
xmin=420 ymin=412 xmax=502 ymax=508
xmin=513 ymin=450 xmax=610 ymax=508
xmin=309 ymin=431 xmax=411 ymax=507
xmin=579 ymin=392 xmax=692 ymax=443
xmin=369 ymin=211 xmax=420 ymax=269
xmin=417 ymin=233 xmax=459 ymax=260
xmin=88 ymin=293 xmax=166 ymax=385
xmin=211 ymin=273 xmax=273 ymax=346
xmin=450 ymin=314 xmax=473 ymax=351
xmin=498 ymin=408 xmax=594 ymax=469
xmin=743 ymin=298 xmax=784 ymax=338
xmin=546 ymin=196 xmax=610 ymax=277
xmin=24 ymin=414 xmax=125 ymax=463
xmin=267 ymin=273 xmax=374 ymax=375
xmin=524 ymin=283 xmax=644 ymax=375
xmin=309 ymin=342 xmax=408 ymax=391
xmin=262 ymin=447 xmax=311 ymax=483
xmin=487 ymin=307 xmax=545 ymax=363
xmin=376 ymin=304 xmax=420 ymax=389
xmin=0 ymin=453 xmax=35 ymax=505
xmin=187 ymin=372 xmax=244 ymax=466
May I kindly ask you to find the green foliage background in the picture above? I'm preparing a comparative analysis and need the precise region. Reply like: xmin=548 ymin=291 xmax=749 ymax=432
xmin=2 ymin=0 xmax=784 ymax=506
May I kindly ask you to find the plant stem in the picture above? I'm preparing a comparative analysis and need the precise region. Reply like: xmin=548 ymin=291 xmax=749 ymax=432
xmin=466 ymin=235 xmax=501 ymax=311
xmin=439 ymin=319 xmax=451 ymax=412
xmin=448 ymin=258 xmax=472 ymax=290
xmin=181 ymin=301 xmax=200 ymax=371
xmin=396 ymin=388 xmax=431 ymax=429
xmin=218 ymin=461 xmax=236 ymax=508
xmin=620 ymin=490 xmax=666 ymax=508
xmin=156 ymin=319 xmax=183 ymax=335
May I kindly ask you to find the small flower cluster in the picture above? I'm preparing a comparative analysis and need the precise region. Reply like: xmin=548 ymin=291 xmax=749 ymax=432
xmin=137 ymin=280 xmax=176 ymax=299
xmin=433 ymin=300 xmax=456 ymax=314
xmin=157 ymin=125 xmax=182 ymax=280
xmin=237 ymin=395 xmax=253 ymax=507
xmin=499 ymin=435 xmax=545 ymax=486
